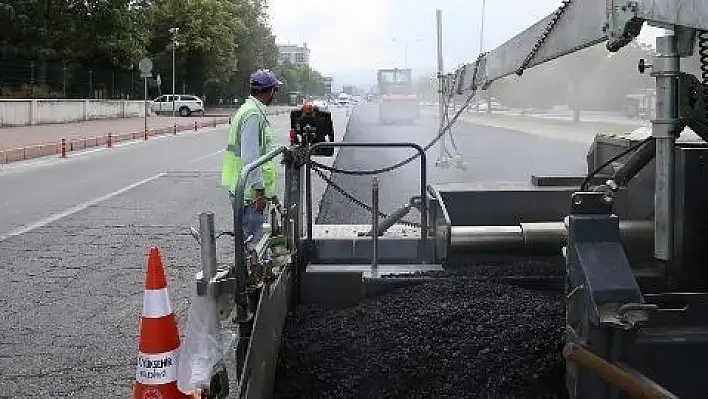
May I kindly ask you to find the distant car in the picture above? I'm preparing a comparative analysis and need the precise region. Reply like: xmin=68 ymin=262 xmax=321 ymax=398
xmin=313 ymin=99 xmax=329 ymax=111
xmin=475 ymin=101 xmax=508 ymax=112
xmin=337 ymin=93 xmax=351 ymax=107
xmin=151 ymin=94 xmax=204 ymax=116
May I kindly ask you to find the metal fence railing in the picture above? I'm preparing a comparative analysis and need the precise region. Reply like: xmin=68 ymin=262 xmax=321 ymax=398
xmin=0 ymin=58 xmax=149 ymax=100
xmin=0 ymin=118 xmax=231 ymax=164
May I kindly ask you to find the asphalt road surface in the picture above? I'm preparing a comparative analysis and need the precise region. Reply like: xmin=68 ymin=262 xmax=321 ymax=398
xmin=0 ymin=102 xmax=590 ymax=397
xmin=317 ymin=103 xmax=589 ymax=225
xmin=0 ymin=107 xmax=346 ymax=397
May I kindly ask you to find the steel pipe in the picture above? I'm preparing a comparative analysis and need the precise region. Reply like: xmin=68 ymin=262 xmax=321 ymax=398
xmin=652 ymin=35 xmax=680 ymax=262
xmin=450 ymin=220 xmax=654 ymax=252
xmin=451 ymin=225 xmax=524 ymax=251
xmin=199 ymin=212 xmax=218 ymax=281
xmin=364 ymin=201 xmax=413 ymax=237
xmin=371 ymin=177 xmax=379 ymax=271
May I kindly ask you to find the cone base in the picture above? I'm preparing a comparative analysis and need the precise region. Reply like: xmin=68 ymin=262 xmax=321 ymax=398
xmin=134 ymin=381 xmax=191 ymax=399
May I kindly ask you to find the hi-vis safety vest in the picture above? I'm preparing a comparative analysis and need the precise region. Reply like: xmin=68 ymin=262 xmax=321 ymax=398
xmin=221 ymin=97 xmax=277 ymax=201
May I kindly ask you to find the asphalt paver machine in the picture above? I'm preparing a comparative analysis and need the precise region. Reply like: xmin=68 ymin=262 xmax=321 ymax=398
xmin=187 ymin=1 xmax=708 ymax=397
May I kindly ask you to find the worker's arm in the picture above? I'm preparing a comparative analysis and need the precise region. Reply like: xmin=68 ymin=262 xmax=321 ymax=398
xmin=240 ymin=115 xmax=267 ymax=206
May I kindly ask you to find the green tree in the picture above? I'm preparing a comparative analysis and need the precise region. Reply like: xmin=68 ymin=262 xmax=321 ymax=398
xmin=147 ymin=0 xmax=240 ymax=100
xmin=228 ymin=0 xmax=279 ymax=97
xmin=0 ymin=0 xmax=151 ymax=97
xmin=0 ymin=0 xmax=327 ymax=102
xmin=273 ymin=61 xmax=326 ymax=101
xmin=146 ymin=0 xmax=282 ymax=102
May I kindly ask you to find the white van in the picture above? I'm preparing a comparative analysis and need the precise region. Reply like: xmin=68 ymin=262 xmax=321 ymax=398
xmin=337 ymin=93 xmax=350 ymax=107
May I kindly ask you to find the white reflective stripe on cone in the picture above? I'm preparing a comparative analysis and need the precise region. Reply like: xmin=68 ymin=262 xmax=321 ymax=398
xmin=142 ymin=288 xmax=173 ymax=318
xmin=135 ymin=349 xmax=179 ymax=385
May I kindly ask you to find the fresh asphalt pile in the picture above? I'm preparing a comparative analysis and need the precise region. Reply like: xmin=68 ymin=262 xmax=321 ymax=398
xmin=273 ymin=107 xmax=568 ymax=398
xmin=273 ymin=257 xmax=566 ymax=398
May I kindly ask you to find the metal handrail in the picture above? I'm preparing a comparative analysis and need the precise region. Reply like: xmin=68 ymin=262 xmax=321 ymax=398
xmin=305 ymin=141 xmax=428 ymax=247
xmin=233 ymin=146 xmax=288 ymax=296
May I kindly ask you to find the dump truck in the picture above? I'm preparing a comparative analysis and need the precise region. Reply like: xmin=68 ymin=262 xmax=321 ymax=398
xmin=181 ymin=1 xmax=708 ymax=397
xmin=377 ymin=68 xmax=420 ymax=124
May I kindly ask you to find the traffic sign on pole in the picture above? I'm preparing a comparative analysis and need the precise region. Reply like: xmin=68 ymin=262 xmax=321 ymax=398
xmin=144 ymin=77 xmax=149 ymax=133
xmin=138 ymin=58 xmax=153 ymax=74
xmin=139 ymin=57 xmax=153 ymax=134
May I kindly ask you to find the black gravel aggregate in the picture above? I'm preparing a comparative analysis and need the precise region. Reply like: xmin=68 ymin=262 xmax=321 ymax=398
xmin=273 ymin=258 xmax=567 ymax=399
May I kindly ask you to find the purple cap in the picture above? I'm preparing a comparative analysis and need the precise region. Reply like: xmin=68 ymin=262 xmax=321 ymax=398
xmin=250 ymin=69 xmax=282 ymax=90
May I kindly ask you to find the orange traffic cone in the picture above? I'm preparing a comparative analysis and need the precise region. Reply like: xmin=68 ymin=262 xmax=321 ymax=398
xmin=134 ymin=247 xmax=190 ymax=399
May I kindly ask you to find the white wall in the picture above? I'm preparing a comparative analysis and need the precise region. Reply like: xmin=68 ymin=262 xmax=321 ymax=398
xmin=0 ymin=99 xmax=152 ymax=127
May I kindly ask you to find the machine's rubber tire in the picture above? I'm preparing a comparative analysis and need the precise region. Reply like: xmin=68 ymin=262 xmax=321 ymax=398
xmin=179 ymin=106 xmax=191 ymax=117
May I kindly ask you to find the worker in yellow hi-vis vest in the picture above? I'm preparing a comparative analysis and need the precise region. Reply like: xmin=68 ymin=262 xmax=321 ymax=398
xmin=221 ymin=69 xmax=281 ymax=243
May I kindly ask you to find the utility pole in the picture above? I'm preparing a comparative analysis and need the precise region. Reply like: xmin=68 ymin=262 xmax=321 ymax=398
xmin=169 ymin=27 xmax=179 ymax=117
xmin=436 ymin=9 xmax=446 ymax=166
xmin=479 ymin=0 xmax=486 ymax=55
xmin=477 ymin=0 xmax=486 ymax=113
xmin=404 ymin=43 xmax=407 ymax=68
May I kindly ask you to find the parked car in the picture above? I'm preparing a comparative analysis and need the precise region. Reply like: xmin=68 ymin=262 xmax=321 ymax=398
xmin=151 ymin=94 xmax=204 ymax=116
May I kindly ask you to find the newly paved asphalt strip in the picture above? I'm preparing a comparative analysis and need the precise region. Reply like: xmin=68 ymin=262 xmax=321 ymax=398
xmin=317 ymin=103 xmax=589 ymax=225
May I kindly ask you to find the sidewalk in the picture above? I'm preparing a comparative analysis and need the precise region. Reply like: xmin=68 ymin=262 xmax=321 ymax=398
xmin=0 ymin=106 xmax=290 ymax=164
xmin=424 ymin=108 xmax=645 ymax=144
xmin=0 ymin=115 xmax=220 ymax=149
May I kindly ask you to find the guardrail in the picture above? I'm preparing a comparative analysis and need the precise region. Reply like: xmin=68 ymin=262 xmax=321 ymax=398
xmin=0 ymin=108 xmax=290 ymax=165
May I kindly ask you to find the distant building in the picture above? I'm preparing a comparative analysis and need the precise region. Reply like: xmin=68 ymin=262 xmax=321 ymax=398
xmin=324 ymin=76 xmax=333 ymax=96
xmin=277 ymin=42 xmax=310 ymax=66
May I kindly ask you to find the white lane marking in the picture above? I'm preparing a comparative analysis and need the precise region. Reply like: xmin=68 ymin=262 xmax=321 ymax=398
xmin=185 ymin=127 xmax=290 ymax=165
xmin=188 ymin=149 xmax=223 ymax=164
xmin=0 ymin=173 xmax=166 ymax=242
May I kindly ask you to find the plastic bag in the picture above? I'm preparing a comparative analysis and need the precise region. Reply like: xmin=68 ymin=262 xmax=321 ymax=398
xmin=177 ymin=291 xmax=237 ymax=394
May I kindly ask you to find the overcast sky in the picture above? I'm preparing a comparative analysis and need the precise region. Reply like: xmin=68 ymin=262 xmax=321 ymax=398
xmin=268 ymin=0 xmax=663 ymax=87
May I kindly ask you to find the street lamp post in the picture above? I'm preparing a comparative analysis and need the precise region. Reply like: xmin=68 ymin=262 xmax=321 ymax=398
xmin=479 ymin=0 xmax=486 ymax=54
xmin=476 ymin=0 xmax=487 ymax=113
xmin=392 ymin=38 xmax=422 ymax=68
xmin=436 ymin=10 xmax=446 ymax=167
xmin=403 ymin=42 xmax=409 ymax=68
xmin=169 ymin=27 xmax=179 ymax=117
